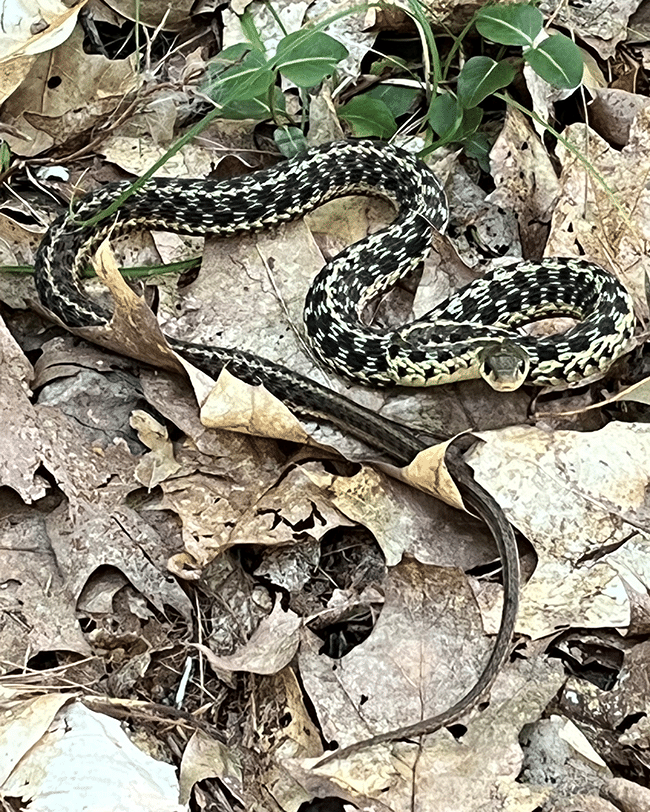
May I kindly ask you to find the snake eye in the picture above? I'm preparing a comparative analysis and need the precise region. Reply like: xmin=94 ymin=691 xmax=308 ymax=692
xmin=478 ymin=342 xmax=531 ymax=391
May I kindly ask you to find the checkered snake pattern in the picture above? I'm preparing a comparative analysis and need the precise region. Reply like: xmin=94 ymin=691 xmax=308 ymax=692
xmin=35 ymin=140 xmax=636 ymax=407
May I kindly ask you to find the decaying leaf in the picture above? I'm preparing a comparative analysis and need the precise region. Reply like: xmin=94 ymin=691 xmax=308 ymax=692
xmin=0 ymin=699 xmax=185 ymax=811
xmin=471 ymin=423 xmax=650 ymax=639
xmin=299 ymin=560 xmax=492 ymax=746
xmin=194 ymin=602 xmax=302 ymax=675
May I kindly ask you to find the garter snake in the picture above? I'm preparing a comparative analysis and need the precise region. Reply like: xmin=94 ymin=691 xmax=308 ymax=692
xmin=33 ymin=139 xmax=635 ymax=759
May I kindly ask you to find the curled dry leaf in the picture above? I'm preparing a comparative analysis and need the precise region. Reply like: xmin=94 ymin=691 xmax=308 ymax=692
xmin=178 ymin=730 xmax=243 ymax=807
xmin=201 ymin=368 xmax=312 ymax=447
xmin=34 ymin=240 xmax=185 ymax=376
xmin=131 ymin=409 xmax=181 ymax=489
xmin=201 ymin=367 xmax=464 ymax=509
xmin=194 ymin=602 xmax=302 ymax=675
xmin=400 ymin=438 xmax=463 ymax=508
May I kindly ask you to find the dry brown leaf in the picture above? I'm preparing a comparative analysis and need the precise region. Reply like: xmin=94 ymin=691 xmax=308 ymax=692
xmin=540 ymin=0 xmax=638 ymax=59
xmin=332 ymin=459 xmax=497 ymax=570
xmin=470 ymin=423 xmax=650 ymax=640
xmin=400 ymin=439 xmax=463 ymax=508
xmin=534 ymin=373 xmax=650 ymax=417
xmin=134 ymin=391 xmax=292 ymax=572
xmin=589 ymin=88 xmax=650 ymax=146
xmin=131 ymin=409 xmax=181 ymax=489
xmin=158 ymin=220 xmax=323 ymax=377
xmin=228 ymin=462 xmax=354 ymax=548
xmin=35 ymin=402 xmax=139 ymax=505
xmin=0 ymin=701 xmax=182 ymax=809
xmin=2 ymin=26 xmax=137 ymax=156
xmin=0 ymin=498 xmax=90 ymax=659
xmin=201 ymin=371 xmax=468 ymax=517
xmin=289 ymin=656 xmax=563 ymax=811
xmin=249 ymin=668 xmax=324 ymax=809
xmin=99 ymin=135 xmax=220 ymax=178
xmin=104 ymin=0 xmax=210 ymax=30
xmin=0 ymin=316 xmax=47 ymax=502
xmin=178 ymin=730 xmax=243 ymax=806
xmin=602 ymin=778 xmax=650 ymax=812
xmin=31 ymin=334 xmax=135 ymax=390
xmin=158 ymin=463 xmax=290 ymax=569
xmin=269 ymin=667 xmax=324 ymax=757
xmin=0 ymin=54 xmax=38 ymax=106
xmin=201 ymin=369 xmax=312 ymax=446
xmin=298 ymin=559 xmax=492 ymax=747
xmin=547 ymin=109 xmax=650 ymax=312
xmin=0 ymin=1 xmax=86 ymax=65
xmin=0 ymin=692 xmax=74 ymax=785
xmin=489 ymin=107 xmax=560 ymax=258
xmin=306 ymin=195 xmax=394 ymax=250
xmin=44 ymin=500 xmax=192 ymax=621
xmin=87 ymin=241 xmax=187 ymax=373
xmin=194 ymin=602 xmax=301 ymax=675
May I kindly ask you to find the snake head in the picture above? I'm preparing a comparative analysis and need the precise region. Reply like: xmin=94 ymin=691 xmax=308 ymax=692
xmin=478 ymin=341 xmax=531 ymax=391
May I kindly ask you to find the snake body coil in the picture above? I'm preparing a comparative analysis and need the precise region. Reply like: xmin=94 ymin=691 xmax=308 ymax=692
xmin=35 ymin=140 xmax=635 ymax=398
xmin=34 ymin=140 xmax=635 ymax=757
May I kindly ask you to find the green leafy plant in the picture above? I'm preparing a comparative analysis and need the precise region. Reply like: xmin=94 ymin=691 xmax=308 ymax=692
xmin=424 ymin=3 xmax=583 ymax=164
xmin=201 ymin=15 xmax=350 ymax=153
xmin=200 ymin=1 xmax=585 ymax=169
xmin=0 ymin=1 xmax=607 ymax=285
